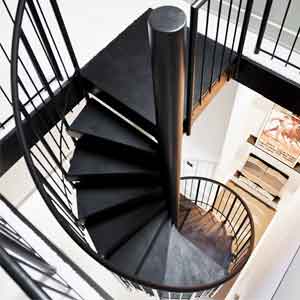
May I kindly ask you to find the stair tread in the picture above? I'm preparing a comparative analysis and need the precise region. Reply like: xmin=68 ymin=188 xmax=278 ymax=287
xmin=137 ymin=218 xmax=172 ymax=283
xmin=87 ymin=200 xmax=165 ymax=257
xmin=80 ymin=9 xmax=235 ymax=131
xmin=164 ymin=227 xmax=227 ymax=287
xmin=109 ymin=211 xmax=167 ymax=276
xmin=77 ymin=185 xmax=163 ymax=219
xmin=181 ymin=205 xmax=233 ymax=268
xmin=68 ymin=138 xmax=160 ymax=181
xmin=81 ymin=9 xmax=155 ymax=131
xmin=69 ymin=100 xmax=157 ymax=155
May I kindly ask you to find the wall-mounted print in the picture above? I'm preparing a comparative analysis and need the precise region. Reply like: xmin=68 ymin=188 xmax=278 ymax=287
xmin=256 ymin=105 xmax=300 ymax=168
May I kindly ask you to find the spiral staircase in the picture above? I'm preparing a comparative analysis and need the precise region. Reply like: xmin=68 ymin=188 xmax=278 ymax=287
xmin=9 ymin=0 xmax=255 ymax=299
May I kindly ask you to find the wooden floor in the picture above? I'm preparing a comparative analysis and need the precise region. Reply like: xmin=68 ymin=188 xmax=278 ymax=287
xmin=179 ymin=197 xmax=233 ymax=270
xmin=214 ymin=181 xmax=275 ymax=300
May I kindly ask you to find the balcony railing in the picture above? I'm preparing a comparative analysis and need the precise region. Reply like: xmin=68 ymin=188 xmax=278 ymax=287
xmin=255 ymin=0 xmax=300 ymax=73
xmin=185 ymin=0 xmax=254 ymax=134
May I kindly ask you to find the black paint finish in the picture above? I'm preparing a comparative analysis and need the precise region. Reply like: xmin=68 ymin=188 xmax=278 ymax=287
xmin=80 ymin=9 xmax=235 ymax=135
xmin=67 ymin=138 xmax=160 ymax=183
xmin=69 ymin=99 xmax=157 ymax=157
xmin=0 ymin=78 xmax=84 ymax=177
xmin=237 ymin=57 xmax=300 ymax=115
xmin=87 ymin=200 xmax=165 ymax=257
xmin=137 ymin=218 xmax=172 ymax=283
xmin=77 ymin=185 xmax=163 ymax=220
xmin=109 ymin=211 xmax=167 ymax=276
xmin=148 ymin=6 xmax=187 ymax=227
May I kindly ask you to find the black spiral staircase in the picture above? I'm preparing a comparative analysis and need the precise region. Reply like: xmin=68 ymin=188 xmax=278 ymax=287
xmin=8 ymin=0 xmax=255 ymax=299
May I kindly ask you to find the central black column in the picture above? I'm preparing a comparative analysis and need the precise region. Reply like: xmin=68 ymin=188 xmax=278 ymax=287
xmin=148 ymin=6 xmax=187 ymax=227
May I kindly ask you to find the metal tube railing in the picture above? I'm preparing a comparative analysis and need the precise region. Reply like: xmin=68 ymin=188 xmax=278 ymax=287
xmin=254 ymin=0 xmax=274 ymax=54
xmin=185 ymin=0 xmax=254 ymax=134
xmin=255 ymin=0 xmax=300 ymax=73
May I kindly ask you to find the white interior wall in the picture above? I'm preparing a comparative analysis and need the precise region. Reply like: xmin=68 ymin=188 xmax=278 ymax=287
xmin=272 ymin=244 xmax=300 ymax=300
xmin=226 ymin=188 xmax=300 ymax=300
xmin=182 ymin=80 xmax=238 ymax=164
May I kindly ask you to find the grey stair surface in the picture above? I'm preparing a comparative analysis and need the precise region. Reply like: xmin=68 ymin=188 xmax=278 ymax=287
xmin=77 ymin=185 xmax=164 ymax=220
xmin=87 ymin=200 xmax=165 ymax=257
xmin=69 ymin=9 xmax=237 ymax=290
xmin=80 ymin=9 xmax=155 ymax=133
xmin=81 ymin=9 xmax=236 ymax=134
xmin=109 ymin=211 xmax=168 ymax=276
xmin=137 ymin=218 xmax=172 ymax=283
xmin=67 ymin=138 xmax=160 ymax=182
xmin=81 ymin=9 xmax=235 ymax=133
xmin=164 ymin=227 xmax=227 ymax=287
xmin=69 ymin=99 xmax=157 ymax=157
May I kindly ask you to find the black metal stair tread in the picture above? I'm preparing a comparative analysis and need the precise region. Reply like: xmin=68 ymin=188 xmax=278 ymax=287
xmin=68 ymin=142 xmax=160 ymax=181
xmin=137 ymin=218 xmax=172 ymax=283
xmin=80 ymin=9 xmax=236 ymax=131
xmin=109 ymin=211 xmax=168 ymax=276
xmin=68 ymin=99 xmax=157 ymax=156
xmin=163 ymin=227 xmax=227 ymax=287
xmin=77 ymin=185 xmax=164 ymax=220
xmin=80 ymin=9 xmax=155 ymax=132
xmin=87 ymin=200 xmax=165 ymax=257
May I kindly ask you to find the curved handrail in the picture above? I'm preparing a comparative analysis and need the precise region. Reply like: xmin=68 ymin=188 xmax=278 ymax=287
xmin=11 ymin=0 xmax=255 ymax=295
xmin=180 ymin=176 xmax=255 ymax=276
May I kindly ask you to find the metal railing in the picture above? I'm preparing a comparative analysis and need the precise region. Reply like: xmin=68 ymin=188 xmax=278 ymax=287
xmin=185 ymin=0 xmax=254 ymax=134
xmin=180 ymin=177 xmax=255 ymax=276
xmin=0 ymin=0 xmax=79 ymax=134
xmin=0 ymin=194 xmax=109 ymax=300
xmin=255 ymin=0 xmax=300 ymax=73
xmin=10 ymin=1 xmax=255 ymax=299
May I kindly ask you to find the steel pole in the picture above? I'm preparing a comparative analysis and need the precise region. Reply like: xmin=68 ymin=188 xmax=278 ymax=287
xmin=148 ymin=6 xmax=187 ymax=227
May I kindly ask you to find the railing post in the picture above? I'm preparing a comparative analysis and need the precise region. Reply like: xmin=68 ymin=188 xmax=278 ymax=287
xmin=235 ymin=0 xmax=254 ymax=76
xmin=186 ymin=5 xmax=199 ymax=136
xmin=27 ymin=0 xmax=63 ymax=80
xmin=255 ymin=0 xmax=274 ymax=54
xmin=0 ymin=246 xmax=51 ymax=300
xmin=49 ymin=0 xmax=80 ymax=71
xmin=148 ymin=6 xmax=187 ymax=227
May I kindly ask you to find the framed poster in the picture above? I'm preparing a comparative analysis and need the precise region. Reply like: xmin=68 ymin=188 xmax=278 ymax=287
xmin=256 ymin=105 xmax=300 ymax=168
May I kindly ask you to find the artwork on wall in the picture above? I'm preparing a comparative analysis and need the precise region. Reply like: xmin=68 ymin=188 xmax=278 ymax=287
xmin=256 ymin=104 xmax=300 ymax=168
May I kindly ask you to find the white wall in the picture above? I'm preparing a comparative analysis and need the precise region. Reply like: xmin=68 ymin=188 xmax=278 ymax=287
xmin=182 ymin=80 xmax=238 ymax=163
xmin=272 ymin=244 xmax=300 ymax=300
xmin=226 ymin=189 xmax=300 ymax=300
